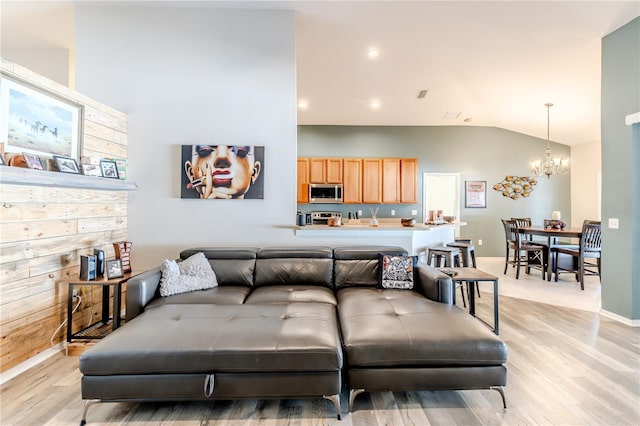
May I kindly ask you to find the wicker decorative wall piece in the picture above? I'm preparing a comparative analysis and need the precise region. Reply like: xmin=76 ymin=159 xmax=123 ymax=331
xmin=113 ymin=241 xmax=132 ymax=273
xmin=492 ymin=175 xmax=537 ymax=200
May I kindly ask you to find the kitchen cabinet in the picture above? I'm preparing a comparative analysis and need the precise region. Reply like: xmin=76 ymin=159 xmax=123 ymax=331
xmin=382 ymin=158 xmax=401 ymax=203
xmin=297 ymin=158 xmax=310 ymax=203
xmin=400 ymin=158 xmax=418 ymax=203
xmin=308 ymin=158 xmax=342 ymax=184
xmin=362 ymin=158 xmax=382 ymax=204
xmin=342 ymin=158 xmax=362 ymax=203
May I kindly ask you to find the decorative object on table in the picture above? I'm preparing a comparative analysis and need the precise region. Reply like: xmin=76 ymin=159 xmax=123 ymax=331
xmin=81 ymin=163 xmax=102 ymax=177
xmin=529 ymin=103 xmax=569 ymax=178
xmin=6 ymin=153 xmax=27 ymax=167
xmin=369 ymin=207 xmax=379 ymax=227
xmin=93 ymin=249 xmax=105 ymax=277
xmin=545 ymin=219 xmax=567 ymax=229
xmin=100 ymin=159 xmax=119 ymax=179
xmin=113 ymin=241 xmax=133 ymax=273
xmin=426 ymin=209 xmax=445 ymax=224
xmin=79 ymin=254 xmax=97 ymax=280
xmin=401 ymin=218 xmax=416 ymax=227
xmin=465 ymin=180 xmax=486 ymax=208
xmin=22 ymin=152 xmax=43 ymax=170
xmin=0 ymin=72 xmax=82 ymax=161
xmin=53 ymin=155 xmax=80 ymax=174
xmin=443 ymin=215 xmax=457 ymax=223
xmin=106 ymin=259 xmax=124 ymax=279
xmin=552 ymin=210 xmax=562 ymax=220
xmin=492 ymin=175 xmax=537 ymax=200
xmin=181 ymin=144 xmax=264 ymax=199
xmin=327 ymin=217 xmax=342 ymax=227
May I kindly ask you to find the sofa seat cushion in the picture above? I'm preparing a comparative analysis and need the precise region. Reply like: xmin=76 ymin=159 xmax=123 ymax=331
xmin=146 ymin=286 xmax=250 ymax=309
xmin=337 ymin=287 xmax=507 ymax=368
xmin=245 ymin=285 xmax=337 ymax=305
xmin=80 ymin=303 xmax=343 ymax=376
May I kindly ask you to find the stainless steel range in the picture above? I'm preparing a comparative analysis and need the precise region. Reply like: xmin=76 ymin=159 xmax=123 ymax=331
xmin=310 ymin=211 xmax=342 ymax=225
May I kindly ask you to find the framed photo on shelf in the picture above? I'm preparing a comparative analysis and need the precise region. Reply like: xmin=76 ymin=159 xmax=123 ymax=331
xmin=53 ymin=155 xmax=80 ymax=174
xmin=23 ymin=152 xmax=43 ymax=170
xmin=0 ymin=72 xmax=83 ymax=161
xmin=100 ymin=160 xmax=119 ymax=179
xmin=465 ymin=180 xmax=487 ymax=208
xmin=81 ymin=163 xmax=102 ymax=177
xmin=106 ymin=259 xmax=124 ymax=279
xmin=0 ymin=153 xmax=5 ymax=166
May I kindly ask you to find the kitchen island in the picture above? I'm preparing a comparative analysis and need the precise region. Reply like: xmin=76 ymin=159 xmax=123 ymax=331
xmin=295 ymin=220 xmax=466 ymax=261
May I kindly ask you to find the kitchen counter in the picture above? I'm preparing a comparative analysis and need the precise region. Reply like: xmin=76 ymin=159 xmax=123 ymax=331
xmin=295 ymin=220 xmax=466 ymax=258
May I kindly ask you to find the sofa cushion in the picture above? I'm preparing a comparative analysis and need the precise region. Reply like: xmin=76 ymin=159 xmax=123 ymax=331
xmin=245 ymin=285 xmax=337 ymax=305
xmin=254 ymin=247 xmax=334 ymax=288
xmin=337 ymin=287 xmax=507 ymax=367
xmin=80 ymin=303 xmax=343 ymax=375
xmin=159 ymin=253 xmax=218 ymax=297
xmin=378 ymin=254 xmax=418 ymax=290
xmin=333 ymin=246 xmax=407 ymax=289
xmin=180 ymin=248 xmax=258 ymax=287
xmin=146 ymin=286 xmax=250 ymax=309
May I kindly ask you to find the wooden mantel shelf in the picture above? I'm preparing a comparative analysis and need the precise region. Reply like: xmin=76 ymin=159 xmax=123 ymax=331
xmin=0 ymin=166 xmax=138 ymax=191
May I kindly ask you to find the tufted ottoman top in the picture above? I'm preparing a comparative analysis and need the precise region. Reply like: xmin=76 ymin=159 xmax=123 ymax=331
xmin=80 ymin=303 xmax=343 ymax=375
xmin=337 ymin=287 xmax=507 ymax=367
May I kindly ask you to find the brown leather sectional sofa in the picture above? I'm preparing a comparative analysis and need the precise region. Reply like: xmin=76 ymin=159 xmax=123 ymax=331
xmin=79 ymin=246 xmax=507 ymax=424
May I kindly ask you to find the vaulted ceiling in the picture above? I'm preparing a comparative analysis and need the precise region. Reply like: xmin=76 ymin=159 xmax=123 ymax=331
xmin=2 ymin=1 xmax=639 ymax=146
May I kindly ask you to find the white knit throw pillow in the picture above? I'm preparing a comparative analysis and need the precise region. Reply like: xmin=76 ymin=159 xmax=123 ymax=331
xmin=159 ymin=252 xmax=218 ymax=297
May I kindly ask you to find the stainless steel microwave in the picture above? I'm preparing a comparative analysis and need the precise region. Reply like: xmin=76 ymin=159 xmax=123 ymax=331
xmin=309 ymin=184 xmax=343 ymax=203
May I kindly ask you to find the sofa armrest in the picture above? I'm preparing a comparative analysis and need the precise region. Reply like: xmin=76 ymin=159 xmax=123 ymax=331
xmin=415 ymin=263 xmax=454 ymax=305
xmin=126 ymin=267 xmax=162 ymax=321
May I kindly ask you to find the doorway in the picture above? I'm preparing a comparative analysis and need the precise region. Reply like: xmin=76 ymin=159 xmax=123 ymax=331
xmin=423 ymin=173 xmax=460 ymax=222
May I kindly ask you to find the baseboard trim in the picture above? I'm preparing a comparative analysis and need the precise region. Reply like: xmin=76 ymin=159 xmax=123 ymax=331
xmin=0 ymin=345 xmax=63 ymax=385
xmin=600 ymin=309 xmax=640 ymax=327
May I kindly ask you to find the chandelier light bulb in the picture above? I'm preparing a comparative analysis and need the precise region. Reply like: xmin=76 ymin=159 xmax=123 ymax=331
xmin=530 ymin=103 xmax=569 ymax=178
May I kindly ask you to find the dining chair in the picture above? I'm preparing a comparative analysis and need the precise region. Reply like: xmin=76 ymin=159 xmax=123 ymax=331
xmin=551 ymin=220 xmax=601 ymax=290
xmin=501 ymin=219 xmax=548 ymax=279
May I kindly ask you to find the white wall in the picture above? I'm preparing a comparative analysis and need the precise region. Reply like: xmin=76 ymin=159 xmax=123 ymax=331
xmin=570 ymin=142 xmax=601 ymax=227
xmin=74 ymin=5 xmax=299 ymax=269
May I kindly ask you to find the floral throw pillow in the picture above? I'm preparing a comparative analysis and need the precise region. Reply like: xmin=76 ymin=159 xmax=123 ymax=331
xmin=377 ymin=254 xmax=418 ymax=290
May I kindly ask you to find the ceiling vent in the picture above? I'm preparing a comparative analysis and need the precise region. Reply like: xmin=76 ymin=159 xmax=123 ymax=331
xmin=416 ymin=90 xmax=428 ymax=99
xmin=443 ymin=111 xmax=461 ymax=119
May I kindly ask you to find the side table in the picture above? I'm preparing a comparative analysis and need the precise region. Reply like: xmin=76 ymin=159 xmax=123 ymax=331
xmin=66 ymin=271 xmax=138 ymax=342
xmin=439 ymin=267 xmax=500 ymax=335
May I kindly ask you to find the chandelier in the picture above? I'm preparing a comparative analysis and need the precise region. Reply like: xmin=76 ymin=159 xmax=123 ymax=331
xmin=530 ymin=103 xmax=569 ymax=178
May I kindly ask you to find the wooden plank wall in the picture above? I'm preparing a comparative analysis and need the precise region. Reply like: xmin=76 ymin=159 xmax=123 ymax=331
xmin=0 ymin=59 xmax=129 ymax=372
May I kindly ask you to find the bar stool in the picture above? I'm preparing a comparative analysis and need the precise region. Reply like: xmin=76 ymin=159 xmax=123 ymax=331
xmin=427 ymin=246 xmax=466 ymax=307
xmin=447 ymin=240 xmax=481 ymax=301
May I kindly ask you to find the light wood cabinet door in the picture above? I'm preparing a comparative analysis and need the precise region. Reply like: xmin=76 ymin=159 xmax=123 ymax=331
xmin=362 ymin=158 xmax=382 ymax=204
xmin=400 ymin=158 xmax=418 ymax=203
xmin=325 ymin=158 xmax=343 ymax=183
xmin=382 ymin=158 xmax=401 ymax=203
xmin=297 ymin=158 xmax=310 ymax=203
xmin=308 ymin=158 xmax=326 ymax=184
xmin=342 ymin=158 xmax=362 ymax=203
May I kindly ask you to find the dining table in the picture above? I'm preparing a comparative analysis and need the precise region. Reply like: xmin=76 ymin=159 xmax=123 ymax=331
xmin=519 ymin=226 xmax=582 ymax=281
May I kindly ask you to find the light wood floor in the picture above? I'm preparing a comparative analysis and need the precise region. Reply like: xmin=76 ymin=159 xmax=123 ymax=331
xmin=1 ymin=294 xmax=639 ymax=426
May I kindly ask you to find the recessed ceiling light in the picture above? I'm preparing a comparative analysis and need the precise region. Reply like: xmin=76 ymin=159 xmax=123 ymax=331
xmin=370 ymin=99 xmax=381 ymax=110
xmin=417 ymin=90 xmax=428 ymax=99
xmin=443 ymin=111 xmax=461 ymax=119
xmin=298 ymin=99 xmax=309 ymax=110
xmin=367 ymin=47 xmax=380 ymax=59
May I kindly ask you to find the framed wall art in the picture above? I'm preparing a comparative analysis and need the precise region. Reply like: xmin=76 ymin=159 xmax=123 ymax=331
xmin=23 ymin=152 xmax=43 ymax=170
xmin=53 ymin=155 xmax=80 ymax=174
xmin=465 ymin=180 xmax=487 ymax=208
xmin=0 ymin=72 xmax=83 ymax=161
xmin=100 ymin=160 xmax=119 ymax=179
xmin=181 ymin=144 xmax=264 ymax=199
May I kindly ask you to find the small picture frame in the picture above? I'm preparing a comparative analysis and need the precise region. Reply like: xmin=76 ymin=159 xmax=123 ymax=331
xmin=23 ymin=152 xmax=43 ymax=170
xmin=106 ymin=259 xmax=124 ymax=279
xmin=0 ymin=153 xmax=6 ymax=166
xmin=100 ymin=160 xmax=119 ymax=179
xmin=465 ymin=180 xmax=487 ymax=208
xmin=53 ymin=155 xmax=80 ymax=174
xmin=81 ymin=163 xmax=102 ymax=177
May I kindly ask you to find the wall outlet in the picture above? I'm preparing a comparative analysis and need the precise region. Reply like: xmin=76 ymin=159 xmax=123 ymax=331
xmin=478 ymin=239 xmax=483 ymax=246
xmin=608 ymin=218 xmax=619 ymax=229
xmin=411 ymin=210 xmax=417 ymax=216
xmin=391 ymin=210 xmax=396 ymax=216
xmin=72 ymin=288 xmax=79 ymax=299
xmin=357 ymin=210 xmax=363 ymax=217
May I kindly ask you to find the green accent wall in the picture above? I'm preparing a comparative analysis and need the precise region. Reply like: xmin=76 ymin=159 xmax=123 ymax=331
xmin=601 ymin=17 xmax=640 ymax=321
xmin=298 ymin=125 xmax=572 ymax=257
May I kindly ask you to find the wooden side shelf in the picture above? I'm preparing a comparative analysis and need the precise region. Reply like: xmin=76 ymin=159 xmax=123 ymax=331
xmin=0 ymin=166 xmax=138 ymax=191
